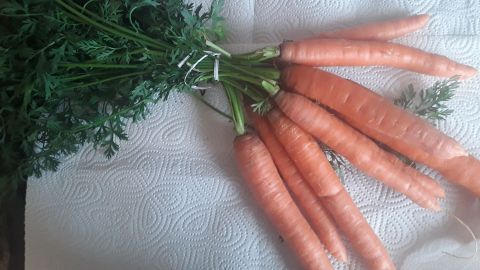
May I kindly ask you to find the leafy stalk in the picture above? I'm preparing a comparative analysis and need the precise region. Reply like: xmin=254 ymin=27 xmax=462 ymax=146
xmin=394 ymin=76 xmax=459 ymax=122
xmin=223 ymin=83 xmax=245 ymax=135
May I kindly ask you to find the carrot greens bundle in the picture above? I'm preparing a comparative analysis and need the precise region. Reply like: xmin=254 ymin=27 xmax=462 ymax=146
xmin=0 ymin=0 xmax=278 ymax=197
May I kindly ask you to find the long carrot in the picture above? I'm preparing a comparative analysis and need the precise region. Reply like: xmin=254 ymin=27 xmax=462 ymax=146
xmin=282 ymin=65 xmax=480 ymax=196
xmin=274 ymin=91 xmax=441 ymax=210
xmin=234 ymin=134 xmax=333 ymax=270
xmin=247 ymin=109 xmax=347 ymax=262
xmin=264 ymin=109 xmax=344 ymax=198
xmin=267 ymin=112 xmax=395 ymax=270
xmin=318 ymin=14 xmax=429 ymax=41
xmin=280 ymin=38 xmax=477 ymax=79
xmin=320 ymin=188 xmax=396 ymax=270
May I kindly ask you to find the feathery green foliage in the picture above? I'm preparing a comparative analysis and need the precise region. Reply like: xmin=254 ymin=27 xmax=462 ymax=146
xmin=394 ymin=76 xmax=458 ymax=122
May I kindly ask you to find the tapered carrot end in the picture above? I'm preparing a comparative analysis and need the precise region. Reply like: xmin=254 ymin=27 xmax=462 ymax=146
xmin=416 ymin=14 xmax=430 ymax=26
xmin=436 ymin=187 xmax=446 ymax=198
xmin=460 ymin=66 xmax=478 ymax=80
xmin=429 ymin=199 xmax=442 ymax=212
xmin=332 ymin=248 xmax=349 ymax=263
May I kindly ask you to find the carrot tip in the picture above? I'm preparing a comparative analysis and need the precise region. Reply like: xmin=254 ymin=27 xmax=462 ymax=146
xmin=431 ymin=200 xmax=442 ymax=212
xmin=459 ymin=66 xmax=478 ymax=80
xmin=417 ymin=14 xmax=430 ymax=21
xmin=335 ymin=252 xmax=348 ymax=263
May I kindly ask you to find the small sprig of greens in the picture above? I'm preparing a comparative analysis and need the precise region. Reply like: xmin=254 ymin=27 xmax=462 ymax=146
xmin=394 ymin=76 xmax=459 ymax=122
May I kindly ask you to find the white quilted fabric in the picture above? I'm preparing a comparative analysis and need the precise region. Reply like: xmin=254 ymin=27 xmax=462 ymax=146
xmin=26 ymin=1 xmax=480 ymax=269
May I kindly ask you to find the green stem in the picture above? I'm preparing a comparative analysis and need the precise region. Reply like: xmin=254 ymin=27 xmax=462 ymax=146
xmin=220 ymin=73 xmax=278 ymax=96
xmin=62 ymin=71 xmax=148 ymax=90
xmin=195 ymin=58 xmax=280 ymax=81
xmin=223 ymin=83 xmax=245 ymax=135
xmin=222 ymin=79 xmax=264 ymax=102
xmin=0 ymin=13 xmax=45 ymax=17
xmin=232 ymin=46 xmax=280 ymax=62
xmin=205 ymin=40 xmax=231 ymax=58
xmin=59 ymin=71 xmax=120 ymax=82
xmin=59 ymin=63 xmax=143 ymax=69
xmin=220 ymin=59 xmax=269 ymax=80
xmin=188 ymin=92 xmax=233 ymax=121
xmin=64 ymin=0 xmax=170 ymax=50
xmin=54 ymin=0 xmax=166 ymax=50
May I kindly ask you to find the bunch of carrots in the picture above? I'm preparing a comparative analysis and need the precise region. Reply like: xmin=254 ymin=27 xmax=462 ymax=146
xmin=2 ymin=2 xmax=476 ymax=268
xmin=233 ymin=15 xmax=479 ymax=270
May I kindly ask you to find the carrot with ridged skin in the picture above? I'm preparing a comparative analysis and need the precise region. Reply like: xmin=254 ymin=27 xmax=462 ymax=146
xmin=282 ymin=65 xmax=467 ymax=165
xmin=282 ymin=65 xmax=480 ymax=196
xmin=234 ymin=134 xmax=333 ymax=270
xmin=247 ymin=109 xmax=347 ymax=262
xmin=274 ymin=91 xmax=440 ymax=210
xmin=318 ymin=14 xmax=429 ymax=41
xmin=282 ymin=66 xmax=445 ymax=198
xmin=267 ymin=111 xmax=394 ymax=270
xmin=264 ymin=110 xmax=344 ymax=198
xmin=280 ymin=38 xmax=477 ymax=79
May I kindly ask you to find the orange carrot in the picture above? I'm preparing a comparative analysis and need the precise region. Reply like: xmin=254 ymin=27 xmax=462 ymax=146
xmin=266 ymin=112 xmax=394 ymax=269
xmin=282 ymin=65 xmax=467 ymax=165
xmin=274 ymin=91 xmax=440 ymax=210
xmin=317 ymin=14 xmax=429 ymax=41
xmin=265 ymin=109 xmax=344 ymax=198
xmin=282 ymin=65 xmax=480 ymax=196
xmin=234 ymin=134 xmax=333 ymax=270
xmin=247 ymin=109 xmax=347 ymax=261
xmin=280 ymin=38 xmax=477 ymax=79
xmin=385 ymin=153 xmax=445 ymax=198
xmin=320 ymin=188 xmax=396 ymax=270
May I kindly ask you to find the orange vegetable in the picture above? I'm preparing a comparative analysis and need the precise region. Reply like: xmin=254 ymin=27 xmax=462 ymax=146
xmin=274 ymin=91 xmax=440 ymax=210
xmin=320 ymin=188 xmax=395 ymax=270
xmin=318 ymin=14 xmax=429 ymax=41
xmin=234 ymin=134 xmax=333 ymax=270
xmin=385 ymin=153 xmax=445 ymax=198
xmin=283 ymin=65 xmax=480 ymax=196
xmin=247 ymin=109 xmax=347 ymax=261
xmin=280 ymin=38 xmax=477 ymax=79
xmin=267 ymin=111 xmax=394 ymax=270
xmin=266 ymin=109 xmax=344 ymax=198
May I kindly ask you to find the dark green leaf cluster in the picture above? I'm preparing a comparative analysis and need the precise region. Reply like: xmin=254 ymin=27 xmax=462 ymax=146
xmin=394 ymin=77 xmax=459 ymax=122
xmin=0 ymin=0 xmax=225 ymax=202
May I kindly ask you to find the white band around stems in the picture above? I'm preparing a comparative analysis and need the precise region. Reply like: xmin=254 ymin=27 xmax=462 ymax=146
xmin=178 ymin=51 xmax=221 ymax=90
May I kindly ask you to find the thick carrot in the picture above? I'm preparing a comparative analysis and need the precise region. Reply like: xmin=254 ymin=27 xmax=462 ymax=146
xmin=247 ymin=109 xmax=347 ymax=262
xmin=265 ymin=109 xmax=344 ymax=198
xmin=234 ymin=134 xmax=333 ymax=270
xmin=317 ymin=14 xmax=429 ymax=41
xmin=282 ymin=66 xmax=480 ymax=196
xmin=274 ymin=91 xmax=440 ymax=210
xmin=266 ymin=112 xmax=394 ymax=270
xmin=320 ymin=188 xmax=396 ymax=270
xmin=280 ymin=38 xmax=477 ymax=79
